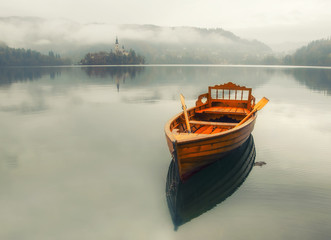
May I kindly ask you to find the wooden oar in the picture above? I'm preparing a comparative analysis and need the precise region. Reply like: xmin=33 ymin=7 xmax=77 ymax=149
xmin=180 ymin=94 xmax=191 ymax=133
xmin=234 ymin=97 xmax=269 ymax=128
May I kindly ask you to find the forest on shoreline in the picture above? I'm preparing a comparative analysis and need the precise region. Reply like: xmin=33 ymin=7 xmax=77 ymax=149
xmin=261 ymin=38 xmax=331 ymax=66
xmin=0 ymin=45 xmax=71 ymax=66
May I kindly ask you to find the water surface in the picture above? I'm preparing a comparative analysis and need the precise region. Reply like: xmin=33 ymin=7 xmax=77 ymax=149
xmin=1 ymin=65 xmax=331 ymax=240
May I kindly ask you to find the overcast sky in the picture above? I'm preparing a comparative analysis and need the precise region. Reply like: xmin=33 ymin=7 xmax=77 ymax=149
xmin=1 ymin=0 xmax=330 ymax=44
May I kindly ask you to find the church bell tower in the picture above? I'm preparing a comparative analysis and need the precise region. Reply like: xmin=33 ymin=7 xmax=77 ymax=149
xmin=115 ymin=36 xmax=120 ymax=53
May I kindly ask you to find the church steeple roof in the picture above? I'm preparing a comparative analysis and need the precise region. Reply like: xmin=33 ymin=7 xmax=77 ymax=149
xmin=115 ymin=36 xmax=119 ymax=44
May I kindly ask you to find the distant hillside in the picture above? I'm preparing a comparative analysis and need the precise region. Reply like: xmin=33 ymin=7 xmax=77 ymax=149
xmin=117 ymin=25 xmax=272 ymax=64
xmin=0 ymin=17 xmax=272 ymax=64
xmin=283 ymin=38 xmax=331 ymax=66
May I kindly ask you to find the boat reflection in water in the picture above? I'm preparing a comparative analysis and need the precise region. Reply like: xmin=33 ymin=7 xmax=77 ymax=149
xmin=166 ymin=135 xmax=256 ymax=230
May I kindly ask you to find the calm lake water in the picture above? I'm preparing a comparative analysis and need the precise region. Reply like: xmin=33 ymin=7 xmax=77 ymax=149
xmin=1 ymin=65 xmax=331 ymax=240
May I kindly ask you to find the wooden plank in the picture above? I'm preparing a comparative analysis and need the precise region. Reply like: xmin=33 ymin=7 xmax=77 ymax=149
xmin=173 ymin=133 xmax=208 ymax=141
xmin=194 ymin=126 xmax=210 ymax=134
xmin=237 ymin=108 xmax=244 ymax=113
xmin=225 ymin=107 xmax=231 ymax=112
xmin=178 ymin=131 xmax=251 ymax=159
xmin=195 ymin=106 xmax=248 ymax=115
xmin=211 ymin=128 xmax=223 ymax=134
xmin=189 ymin=120 xmax=237 ymax=127
xmin=201 ymin=126 xmax=214 ymax=134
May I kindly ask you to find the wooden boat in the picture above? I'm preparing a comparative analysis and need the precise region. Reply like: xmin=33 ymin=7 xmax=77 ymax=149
xmin=164 ymin=82 xmax=267 ymax=180
xmin=166 ymin=135 xmax=256 ymax=230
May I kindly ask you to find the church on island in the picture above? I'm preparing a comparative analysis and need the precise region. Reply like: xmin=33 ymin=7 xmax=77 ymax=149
xmin=114 ymin=37 xmax=129 ymax=56
xmin=80 ymin=37 xmax=145 ymax=65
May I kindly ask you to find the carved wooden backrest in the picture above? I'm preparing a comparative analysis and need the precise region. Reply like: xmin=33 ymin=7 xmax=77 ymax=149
xmin=207 ymin=82 xmax=254 ymax=109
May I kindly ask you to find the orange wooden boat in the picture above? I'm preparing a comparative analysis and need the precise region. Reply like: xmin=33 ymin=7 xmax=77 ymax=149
xmin=164 ymin=82 xmax=267 ymax=180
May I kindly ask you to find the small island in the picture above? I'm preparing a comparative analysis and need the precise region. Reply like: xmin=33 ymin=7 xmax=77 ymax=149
xmin=80 ymin=37 xmax=145 ymax=65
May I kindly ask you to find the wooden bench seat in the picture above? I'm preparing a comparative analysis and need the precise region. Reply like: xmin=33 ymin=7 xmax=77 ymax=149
xmin=195 ymin=106 xmax=250 ymax=115
xmin=189 ymin=120 xmax=237 ymax=127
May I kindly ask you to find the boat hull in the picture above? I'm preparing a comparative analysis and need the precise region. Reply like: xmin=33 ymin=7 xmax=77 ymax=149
xmin=165 ymin=113 xmax=256 ymax=180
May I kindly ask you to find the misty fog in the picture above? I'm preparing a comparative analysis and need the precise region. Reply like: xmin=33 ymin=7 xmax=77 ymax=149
xmin=0 ymin=17 xmax=273 ymax=62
